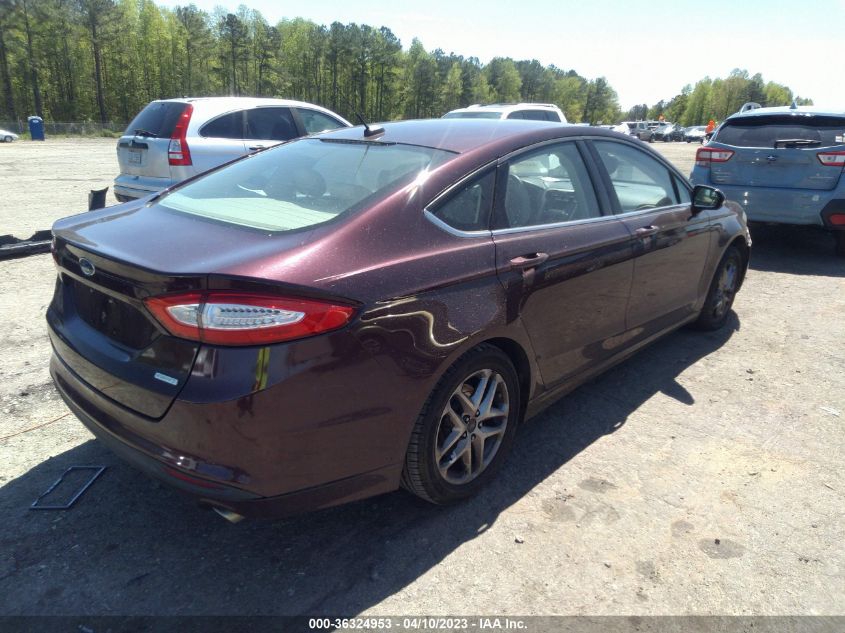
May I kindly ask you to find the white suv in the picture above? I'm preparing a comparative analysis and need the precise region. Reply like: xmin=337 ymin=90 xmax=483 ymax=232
xmin=114 ymin=97 xmax=352 ymax=202
xmin=442 ymin=103 xmax=567 ymax=123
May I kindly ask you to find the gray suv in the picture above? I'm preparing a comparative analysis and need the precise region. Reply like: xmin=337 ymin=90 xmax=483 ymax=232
xmin=114 ymin=97 xmax=351 ymax=201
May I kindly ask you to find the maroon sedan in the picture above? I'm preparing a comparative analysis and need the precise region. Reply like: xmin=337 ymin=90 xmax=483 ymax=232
xmin=47 ymin=119 xmax=749 ymax=520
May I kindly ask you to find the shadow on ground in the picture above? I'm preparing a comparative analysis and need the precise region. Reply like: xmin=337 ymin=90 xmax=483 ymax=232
xmin=0 ymin=316 xmax=739 ymax=616
xmin=748 ymin=223 xmax=844 ymax=277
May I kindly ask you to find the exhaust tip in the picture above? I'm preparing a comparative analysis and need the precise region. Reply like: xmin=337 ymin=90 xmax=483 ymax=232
xmin=212 ymin=506 xmax=245 ymax=524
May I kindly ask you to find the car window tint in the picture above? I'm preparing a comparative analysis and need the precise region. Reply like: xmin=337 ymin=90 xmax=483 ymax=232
xmin=594 ymin=141 xmax=677 ymax=212
xmin=520 ymin=110 xmax=550 ymax=121
xmin=506 ymin=111 xmax=524 ymax=120
xmin=297 ymin=108 xmax=345 ymax=135
xmin=496 ymin=142 xmax=600 ymax=230
xmin=199 ymin=111 xmax=244 ymax=139
xmin=125 ymin=102 xmax=188 ymax=137
xmin=245 ymin=107 xmax=298 ymax=141
xmin=545 ymin=111 xmax=561 ymax=122
xmin=430 ymin=170 xmax=495 ymax=232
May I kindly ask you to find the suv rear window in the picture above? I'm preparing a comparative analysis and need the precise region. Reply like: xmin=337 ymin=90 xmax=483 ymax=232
xmin=716 ymin=114 xmax=845 ymax=148
xmin=124 ymin=102 xmax=187 ymax=138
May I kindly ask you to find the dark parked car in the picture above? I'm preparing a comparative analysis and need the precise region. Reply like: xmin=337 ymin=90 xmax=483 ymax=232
xmin=48 ymin=120 xmax=750 ymax=520
xmin=651 ymin=123 xmax=685 ymax=142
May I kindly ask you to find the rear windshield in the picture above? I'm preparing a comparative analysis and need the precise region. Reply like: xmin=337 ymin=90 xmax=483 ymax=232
xmin=157 ymin=138 xmax=455 ymax=232
xmin=715 ymin=114 xmax=845 ymax=148
xmin=124 ymin=102 xmax=188 ymax=137
xmin=442 ymin=111 xmax=503 ymax=119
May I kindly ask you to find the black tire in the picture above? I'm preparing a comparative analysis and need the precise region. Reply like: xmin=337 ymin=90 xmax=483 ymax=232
xmin=692 ymin=246 xmax=743 ymax=331
xmin=2 ymin=136 xmax=11 ymax=143
xmin=401 ymin=344 xmax=521 ymax=504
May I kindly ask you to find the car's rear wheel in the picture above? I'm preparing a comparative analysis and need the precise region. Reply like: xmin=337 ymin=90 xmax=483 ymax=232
xmin=693 ymin=246 xmax=743 ymax=330
xmin=401 ymin=345 xmax=520 ymax=504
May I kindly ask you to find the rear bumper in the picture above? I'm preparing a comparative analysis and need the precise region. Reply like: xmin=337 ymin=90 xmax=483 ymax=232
xmin=113 ymin=174 xmax=176 ymax=201
xmin=48 ymin=326 xmax=410 ymax=517
xmin=689 ymin=173 xmax=843 ymax=228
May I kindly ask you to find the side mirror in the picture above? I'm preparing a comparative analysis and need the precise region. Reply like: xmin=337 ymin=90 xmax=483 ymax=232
xmin=692 ymin=185 xmax=725 ymax=213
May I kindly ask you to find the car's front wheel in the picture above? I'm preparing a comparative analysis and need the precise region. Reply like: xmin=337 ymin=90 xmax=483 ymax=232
xmin=693 ymin=246 xmax=743 ymax=330
xmin=2 ymin=136 xmax=11 ymax=143
xmin=401 ymin=344 xmax=520 ymax=504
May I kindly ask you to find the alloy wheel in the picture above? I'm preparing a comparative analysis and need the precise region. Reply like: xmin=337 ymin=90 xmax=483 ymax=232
xmin=435 ymin=368 xmax=509 ymax=485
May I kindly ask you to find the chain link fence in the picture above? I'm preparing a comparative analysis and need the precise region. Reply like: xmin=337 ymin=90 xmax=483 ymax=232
xmin=0 ymin=120 xmax=128 ymax=136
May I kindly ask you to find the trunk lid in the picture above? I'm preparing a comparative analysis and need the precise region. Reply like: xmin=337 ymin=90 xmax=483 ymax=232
xmin=48 ymin=238 xmax=204 ymax=418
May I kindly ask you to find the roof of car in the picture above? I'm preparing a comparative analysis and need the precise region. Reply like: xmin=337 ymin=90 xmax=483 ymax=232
xmin=728 ymin=105 xmax=845 ymax=119
xmin=150 ymin=97 xmax=352 ymax=124
xmin=446 ymin=103 xmax=563 ymax=114
xmin=320 ymin=118 xmax=621 ymax=154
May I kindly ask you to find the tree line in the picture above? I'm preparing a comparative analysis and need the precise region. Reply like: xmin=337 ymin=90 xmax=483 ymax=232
xmin=0 ymin=0 xmax=811 ymax=130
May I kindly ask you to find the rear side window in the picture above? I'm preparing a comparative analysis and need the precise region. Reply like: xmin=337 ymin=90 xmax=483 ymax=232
xmin=715 ymin=115 xmax=845 ymax=148
xmin=200 ymin=111 xmax=244 ymax=139
xmin=516 ymin=110 xmax=554 ymax=122
xmin=430 ymin=170 xmax=495 ymax=232
xmin=124 ymin=102 xmax=187 ymax=137
xmin=297 ymin=109 xmax=345 ymax=135
xmin=245 ymin=107 xmax=298 ymax=141
xmin=594 ymin=141 xmax=678 ymax=212
xmin=496 ymin=142 xmax=600 ymax=229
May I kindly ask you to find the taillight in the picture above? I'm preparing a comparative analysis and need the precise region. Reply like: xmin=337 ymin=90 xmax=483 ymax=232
xmin=168 ymin=103 xmax=194 ymax=166
xmin=817 ymin=151 xmax=845 ymax=168
xmin=695 ymin=147 xmax=735 ymax=167
xmin=144 ymin=292 xmax=356 ymax=346
xmin=828 ymin=214 xmax=845 ymax=226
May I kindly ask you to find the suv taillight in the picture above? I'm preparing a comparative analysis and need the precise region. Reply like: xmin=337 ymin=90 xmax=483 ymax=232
xmin=144 ymin=292 xmax=356 ymax=346
xmin=695 ymin=147 xmax=735 ymax=167
xmin=817 ymin=151 xmax=845 ymax=168
xmin=168 ymin=104 xmax=194 ymax=166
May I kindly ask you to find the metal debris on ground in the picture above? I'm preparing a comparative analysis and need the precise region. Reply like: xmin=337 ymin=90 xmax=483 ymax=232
xmin=30 ymin=466 xmax=107 ymax=510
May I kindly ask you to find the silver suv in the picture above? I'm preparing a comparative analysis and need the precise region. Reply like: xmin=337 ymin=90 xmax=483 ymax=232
xmin=114 ymin=97 xmax=351 ymax=202
xmin=442 ymin=103 xmax=567 ymax=123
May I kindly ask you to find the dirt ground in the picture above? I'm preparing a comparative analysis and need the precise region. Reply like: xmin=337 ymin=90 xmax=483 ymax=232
xmin=0 ymin=138 xmax=843 ymax=618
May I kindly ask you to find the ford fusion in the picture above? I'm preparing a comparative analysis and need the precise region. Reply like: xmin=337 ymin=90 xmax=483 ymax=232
xmin=48 ymin=119 xmax=749 ymax=520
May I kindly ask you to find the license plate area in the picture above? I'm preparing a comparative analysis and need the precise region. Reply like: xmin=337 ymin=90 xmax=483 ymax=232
xmin=128 ymin=149 xmax=143 ymax=165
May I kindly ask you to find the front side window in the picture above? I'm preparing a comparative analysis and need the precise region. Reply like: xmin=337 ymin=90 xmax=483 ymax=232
xmin=495 ymin=142 xmax=600 ymax=230
xmin=297 ymin=108 xmax=345 ymax=135
xmin=245 ymin=107 xmax=298 ymax=141
xmin=430 ymin=170 xmax=495 ymax=232
xmin=593 ymin=140 xmax=678 ymax=212
xmin=158 ymin=138 xmax=454 ymax=232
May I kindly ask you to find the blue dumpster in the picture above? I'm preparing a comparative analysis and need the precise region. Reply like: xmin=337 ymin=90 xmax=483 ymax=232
xmin=27 ymin=116 xmax=45 ymax=141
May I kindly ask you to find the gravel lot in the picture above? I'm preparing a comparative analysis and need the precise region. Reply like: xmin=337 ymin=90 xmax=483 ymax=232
xmin=0 ymin=138 xmax=843 ymax=618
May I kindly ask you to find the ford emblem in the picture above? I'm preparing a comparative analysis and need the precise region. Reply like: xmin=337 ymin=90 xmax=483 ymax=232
xmin=79 ymin=258 xmax=96 ymax=277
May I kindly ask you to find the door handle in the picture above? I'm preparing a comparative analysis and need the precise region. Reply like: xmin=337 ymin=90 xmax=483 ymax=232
xmin=509 ymin=252 xmax=549 ymax=270
xmin=634 ymin=225 xmax=659 ymax=237
xmin=248 ymin=145 xmax=265 ymax=151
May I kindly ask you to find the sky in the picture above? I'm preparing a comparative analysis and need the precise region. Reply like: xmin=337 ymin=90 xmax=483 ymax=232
xmin=156 ymin=0 xmax=845 ymax=110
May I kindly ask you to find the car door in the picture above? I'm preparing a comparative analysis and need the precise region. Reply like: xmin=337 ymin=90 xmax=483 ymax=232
xmin=192 ymin=110 xmax=248 ymax=174
xmin=244 ymin=106 xmax=300 ymax=151
xmin=491 ymin=140 xmax=635 ymax=387
xmin=589 ymin=139 xmax=712 ymax=337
